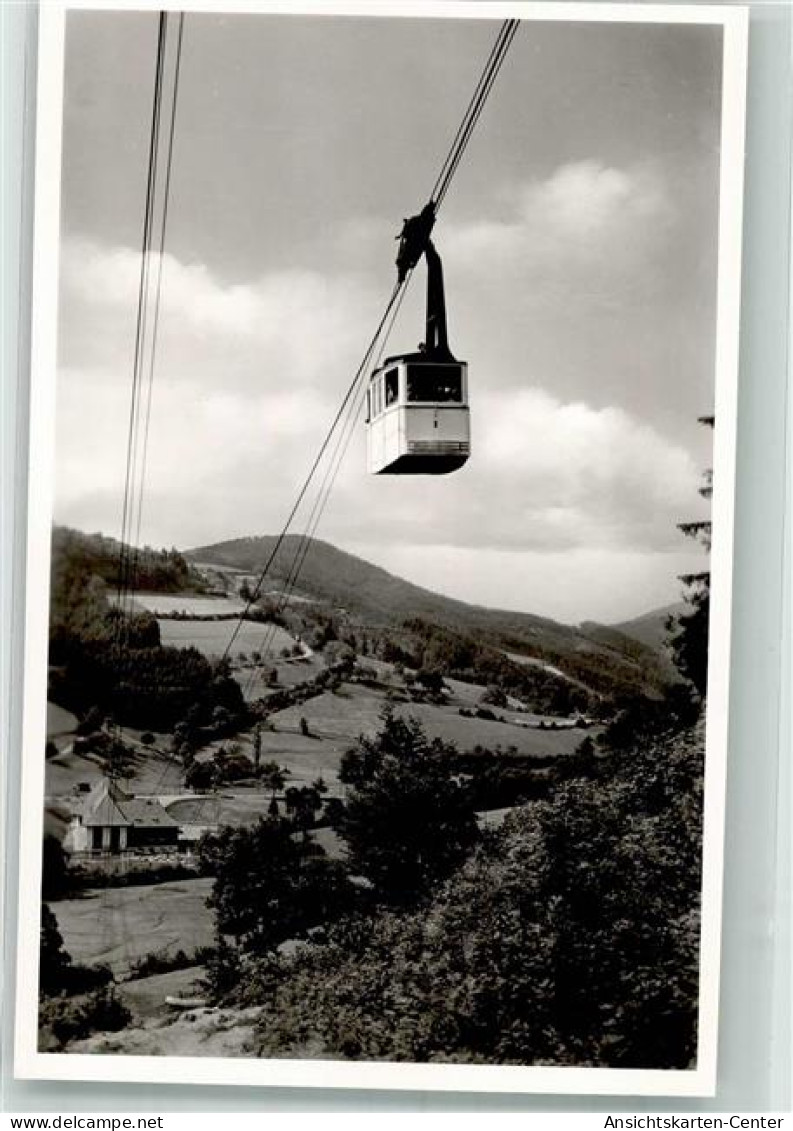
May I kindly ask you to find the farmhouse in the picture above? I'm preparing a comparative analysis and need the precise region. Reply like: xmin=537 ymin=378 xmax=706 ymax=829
xmin=64 ymin=778 xmax=179 ymax=854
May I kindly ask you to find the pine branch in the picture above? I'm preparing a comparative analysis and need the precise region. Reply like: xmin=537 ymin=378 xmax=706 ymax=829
xmin=678 ymin=571 xmax=710 ymax=588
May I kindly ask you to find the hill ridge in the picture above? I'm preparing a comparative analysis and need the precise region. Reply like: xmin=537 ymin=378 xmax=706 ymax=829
xmin=187 ymin=533 xmax=673 ymax=700
xmin=189 ymin=533 xmax=567 ymax=630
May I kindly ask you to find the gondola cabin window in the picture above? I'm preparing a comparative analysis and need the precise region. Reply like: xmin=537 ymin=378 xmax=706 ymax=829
xmin=384 ymin=368 xmax=399 ymax=407
xmin=406 ymin=363 xmax=463 ymax=403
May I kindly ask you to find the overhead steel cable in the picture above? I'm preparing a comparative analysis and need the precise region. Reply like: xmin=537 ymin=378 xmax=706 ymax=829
xmin=240 ymin=277 xmax=412 ymax=699
xmin=245 ymin=23 xmax=522 ymax=649
xmin=109 ymin=10 xmax=184 ymax=812
xmin=220 ymin=278 xmax=404 ymax=664
xmin=259 ymin=273 xmax=412 ymax=635
xmin=226 ymin=20 xmax=521 ymax=677
xmin=277 ymin=278 xmax=411 ymax=609
xmin=115 ymin=12 xmax=168 ymax=638
xmin=265 ymin=278 xmax=409 ymax=610
xmin=105 ymin=11 xmax=178 ymax=970
xmin=433 ymin=19 xmax=519 ymax=209
xmin=131 ymin=13 xmax=185 ymax=569
xmin=116 ymin=12 xmax=186 ymax=633
xmin=429 ymin=18 xmax=518 ymax=207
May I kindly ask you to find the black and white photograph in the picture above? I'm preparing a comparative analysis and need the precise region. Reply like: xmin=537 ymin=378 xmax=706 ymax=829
xmin=15 ymin=0 xmax=747 ymax=1094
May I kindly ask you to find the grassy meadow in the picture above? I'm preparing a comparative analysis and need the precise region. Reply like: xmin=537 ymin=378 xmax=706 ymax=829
xmin=268 ymin=681 xmax=586 ymax=758
xmin=49 ymin=877 xmax=214 ymax=977
xmin=157 ymin=617 xmax=296 ymax=659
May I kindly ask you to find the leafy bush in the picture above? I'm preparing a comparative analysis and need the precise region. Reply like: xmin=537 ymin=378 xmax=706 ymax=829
xmin=481 ymin=685 xmax=508 ymax=708
xmin=40 ymin=988 xmax=131 ymax=1048
xmin=70 ymin=860 xmax=198 ymax=890
xmin=252 ymin=719 xmax=704 ymax=1068
xmin=127 ymin=945 xmax=214 ymax=981
xmin=202 ymin=936 xmax=243 ymax=1002
xmin=601 ymin=684 xmax=700 ymax=752
xmin=216 ymin=746 xmax=254 ymax=782
xmin=186 ymin=759 xmax=218 ymax=791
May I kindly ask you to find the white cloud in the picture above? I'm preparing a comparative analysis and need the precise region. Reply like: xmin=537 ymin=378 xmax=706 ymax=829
xmin=328 ymin=387 xmax=701 ymax=555
xmin=445 ymin=160 xmax=673 ymax=277
xmin=59 ymin=237 xmax=376 ymax=394
xmin=54 ymin=211 xmax=707 ymax=621
xmin=521 ymin=161 xmax=669 ymax=238
xmin=480 ymin=388 xmax=696 ymax=524
xmin=54 ymin=367 xmax=334 ymax=539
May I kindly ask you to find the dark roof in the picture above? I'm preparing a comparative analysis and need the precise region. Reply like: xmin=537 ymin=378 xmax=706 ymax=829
xmin=81 ymin=787 xmax=129 ymax=828
xmin=81 ymin=780 xmax=178 ymax=829
xmin=122 ymin=798 xmax=179 ymax=828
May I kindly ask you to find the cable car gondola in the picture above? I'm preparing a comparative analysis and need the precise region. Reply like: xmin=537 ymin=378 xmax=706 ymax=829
xmin=366 ymin=203 xmax=470 ymax=475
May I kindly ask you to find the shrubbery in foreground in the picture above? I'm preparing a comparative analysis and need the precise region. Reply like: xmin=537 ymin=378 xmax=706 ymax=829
xmin=39 ymin=989 xmax=131 ymax=1049
xmin=247 ymin=719 xmax=703 ymax=1068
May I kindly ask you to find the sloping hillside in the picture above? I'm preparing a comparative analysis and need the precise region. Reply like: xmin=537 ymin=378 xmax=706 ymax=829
xmin=191 ymin=535 xmax=558 ymax=629
xmin=47 ymin=525 xmax=675 ymax=707
xmin=612 ymin=602 xmax=686 ymax=654
xmin=188 ymin=535 xmax=672 ymax=700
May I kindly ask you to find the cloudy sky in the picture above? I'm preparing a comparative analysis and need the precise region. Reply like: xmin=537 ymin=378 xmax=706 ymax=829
xmin=54 ymin=7 xmax=722 ymax=623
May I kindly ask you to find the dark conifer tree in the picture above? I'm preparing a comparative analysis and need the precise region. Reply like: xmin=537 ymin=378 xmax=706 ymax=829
xmin=668 ymin=416 xmax=713 ymax=697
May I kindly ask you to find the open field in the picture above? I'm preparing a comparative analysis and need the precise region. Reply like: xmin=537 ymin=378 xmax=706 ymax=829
xmin=442 ymin=676 xmax=577 ymax=724
xmin=45 ymin=742 xmax=184 ymax=800
xmin=441 ymin=675 xmax=489 ymax=706
xmin=117 ymin=965 xmax=207 ymax=1021
xmin=239 ymin=654 xmax=324 ymax=697
xmin=401 ymin=701 xmax=586 ymax=755
xmin=214 ymin=728 xmax=346 ymax=791
xmin=189 ymin=783 xmax=346 ymax=824
xmin=132 ymin=594 xmax=247 ymax=616
xmin=269 ymin=684 xmax=382 ymax=743
xmin=157 ymin=617 xmax=296 ymax=659
xmin=49 ymin=877 xmax=214 ymax=977
xmin=45 ymin=750 xmax=107 ymax=798
xmin=270 ymin=682 xmax=586 ymax=758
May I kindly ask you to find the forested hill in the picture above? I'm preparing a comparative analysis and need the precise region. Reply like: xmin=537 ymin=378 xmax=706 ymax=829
xmin=191 ymin=535 xmax=564 ymax=633
xmin=188 ymin=535 xmax=672 ymax=699
xmin=52 ymin=526 xmax=204 ymax=599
